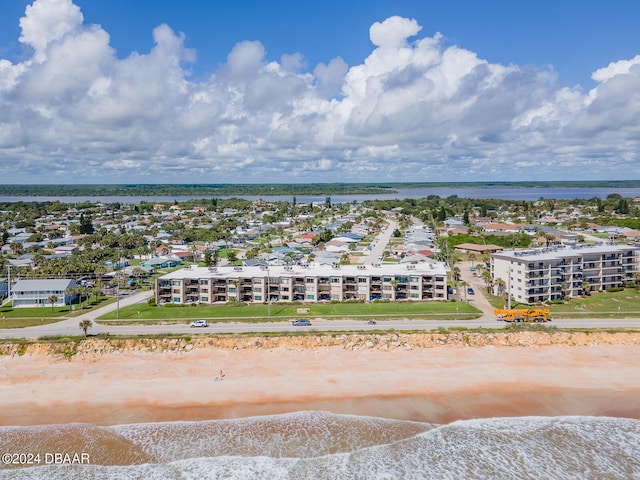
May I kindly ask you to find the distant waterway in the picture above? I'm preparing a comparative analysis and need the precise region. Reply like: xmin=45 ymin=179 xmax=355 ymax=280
xmin=1 ymin=186 xmax=640 ymax=204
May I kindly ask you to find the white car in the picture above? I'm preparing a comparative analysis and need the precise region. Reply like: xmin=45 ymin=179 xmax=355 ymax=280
xmin=190 ymin=320 xmax=208 ymax=328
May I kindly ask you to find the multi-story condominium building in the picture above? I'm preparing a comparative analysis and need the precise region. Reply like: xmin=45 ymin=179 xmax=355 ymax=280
xmin=156 ymin=262 xmax=450 ymax=305
xmin=491 ymin=244 xmax=639 ymax=304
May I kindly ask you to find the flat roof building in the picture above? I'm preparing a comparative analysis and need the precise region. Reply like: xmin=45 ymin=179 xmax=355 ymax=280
xmin=156 ymin=263 xmax=450 ymax=305
xmin=491 ymin=243 xmax=639 ymax=305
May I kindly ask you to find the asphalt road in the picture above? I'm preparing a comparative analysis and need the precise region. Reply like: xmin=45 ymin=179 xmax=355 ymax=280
xmin=364 ymin=219 xmax=398 ymax=264
xmin=2 ymin=273 xmax=640 ymax=339
xmin=88 ymin=317 xmax=640 ymax=337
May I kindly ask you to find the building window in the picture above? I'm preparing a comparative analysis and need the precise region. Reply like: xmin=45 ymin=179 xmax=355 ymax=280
xmin=254 ymin=295 xmax=262 ymax=301
xmin=306 ymin=294 xmax=315 ymax=300
xmin=173 ymin=297 xmax=181 ymax=303
xmin=200 ymin=297 xmax=208 ymax=302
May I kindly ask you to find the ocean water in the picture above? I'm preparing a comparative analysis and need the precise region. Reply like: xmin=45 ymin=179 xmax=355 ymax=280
xmin=1 ymin=412 xmax=639 ymax=479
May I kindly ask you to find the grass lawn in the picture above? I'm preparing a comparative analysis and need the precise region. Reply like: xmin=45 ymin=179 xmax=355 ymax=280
xmin=0 ymin=296 xmax=113 ymax=321
xmin=487 ymin=287 xmax=640 ymax=317
xmin=549 ymin=289 xmax=640 ymax=317
xmin=0 ymin=318 xmax=64 ymax=329
xmin=99 ymin=300 xmax=481 ymax=323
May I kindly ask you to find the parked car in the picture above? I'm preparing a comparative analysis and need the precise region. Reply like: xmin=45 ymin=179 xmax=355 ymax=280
xmin=190 ymin=320 xmax=208 ymax=328
xmin=467 ymin=287 xmax=475 ymax=295
xmin=292 ymin=319 xmax=312 ymax=326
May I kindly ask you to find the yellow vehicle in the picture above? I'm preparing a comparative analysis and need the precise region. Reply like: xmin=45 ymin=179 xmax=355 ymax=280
xmin=494 ymin=308 xmax=552 ymax=323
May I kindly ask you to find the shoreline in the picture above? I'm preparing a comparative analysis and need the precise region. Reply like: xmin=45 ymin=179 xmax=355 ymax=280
xmin=1 ymin=332 xmax=640 ymax=427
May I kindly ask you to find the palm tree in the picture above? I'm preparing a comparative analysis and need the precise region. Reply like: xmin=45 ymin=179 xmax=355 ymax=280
xmin=132 ymin=267 xmax=147 ymax=286
xmin=77 ymin=285 xmax=89 ymax=308
xmin=495 ymin=278 xmax=506 ymax=298
xmin=10 ymin=242 xmax=25 ymax=256
xmin=460 ymin=280 xmax=469 ymax=301
xmin=94 ymin=265 xmax=106 ymax=286
xmin=482 ymin=270 xmax=493 ymax=291
xmin=452 ymin=266 xmax=461 ymax=283
xmin=48 ymin=294 xmax=58 ymax=313
xmin=79 ymin=319 xmax=92 ymax=337
xmin=91 ymin=285 xmax=101 ymax=304
xmin=65 ymin=286 xmax=77 ymax=307
xmin=389 ymin=279 xmax=398 ymax=301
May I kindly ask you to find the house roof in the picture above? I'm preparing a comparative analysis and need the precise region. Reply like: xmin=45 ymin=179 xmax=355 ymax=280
xmin=143 ymin=257 xmax=179 ymax=266
xmin=12 ymin=279 xmax=76 ymax=292
xmin=454 ymin=243 xmax=504 ymax=253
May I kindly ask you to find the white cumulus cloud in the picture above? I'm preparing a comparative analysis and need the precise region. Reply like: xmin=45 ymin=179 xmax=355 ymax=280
xmin=0 ymin=0 xmax=639 ymax=183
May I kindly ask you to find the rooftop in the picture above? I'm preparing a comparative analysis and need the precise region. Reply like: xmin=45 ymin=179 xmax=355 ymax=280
xmin=159 ymin=262 xmax=449 ymax=280
xmin=492 ymin=243 xmax=638 ymax=262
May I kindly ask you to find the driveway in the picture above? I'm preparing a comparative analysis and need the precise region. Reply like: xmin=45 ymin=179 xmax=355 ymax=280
xmin=457 ymin=261 xmax=495 ymax=320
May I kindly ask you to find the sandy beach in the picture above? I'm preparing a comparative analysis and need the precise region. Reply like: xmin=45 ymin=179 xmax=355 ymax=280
xmin=1 ymin=332 xmax=640 ymax=427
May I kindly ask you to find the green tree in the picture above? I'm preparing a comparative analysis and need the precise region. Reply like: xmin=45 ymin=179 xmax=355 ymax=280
xmin=79 ymin=213 xmax=94 ymax=234
xmin=48 ymin=294 xmax=58 ymax=313
xmin=79 ymin=319 xmax=93 ymax=337
xmin=204 ymin=249 xmax=213 ymax=267
xmin=65 ymin=286 xmax=77 ymax=306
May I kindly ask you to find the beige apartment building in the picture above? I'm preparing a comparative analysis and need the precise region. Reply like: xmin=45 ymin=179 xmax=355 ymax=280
xmin=491 ymin=244 xmax=639 ymax=304
xmin=156 ymin=262 xmax=450 ymax=305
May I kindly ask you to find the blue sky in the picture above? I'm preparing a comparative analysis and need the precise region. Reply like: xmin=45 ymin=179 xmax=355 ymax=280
xmin=0 ymin=0 xmax=639 ymax=184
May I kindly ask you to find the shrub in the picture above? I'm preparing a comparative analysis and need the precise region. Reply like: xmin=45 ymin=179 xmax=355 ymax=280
xmin=226 ymin=301 xmax=247 ymax=307
xmin=606 ymin=287 xmax=624 ymax=293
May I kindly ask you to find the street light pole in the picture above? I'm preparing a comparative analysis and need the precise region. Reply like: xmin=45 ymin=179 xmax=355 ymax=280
xmin=116 ymin=250 xmax=120 ymax=320
xmin=507 ymin=265 xmax=512 ymax=310
xmin=6 ymin=265 xmax=11 ymax=308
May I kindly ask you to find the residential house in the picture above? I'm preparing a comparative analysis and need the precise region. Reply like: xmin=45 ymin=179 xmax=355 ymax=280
xmin=141 ymin=257 xmax=181 ymax=269
xmin=11 ymin=279 xmax=77 ymax=308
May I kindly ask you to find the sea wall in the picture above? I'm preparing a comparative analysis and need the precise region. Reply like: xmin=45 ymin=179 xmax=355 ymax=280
xmin=1 ymin=331 xmax=640 ymax=358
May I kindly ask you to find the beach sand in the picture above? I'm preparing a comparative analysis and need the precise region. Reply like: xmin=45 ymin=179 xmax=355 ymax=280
xmin=1 ymin=337 xmax=639 ymax=426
